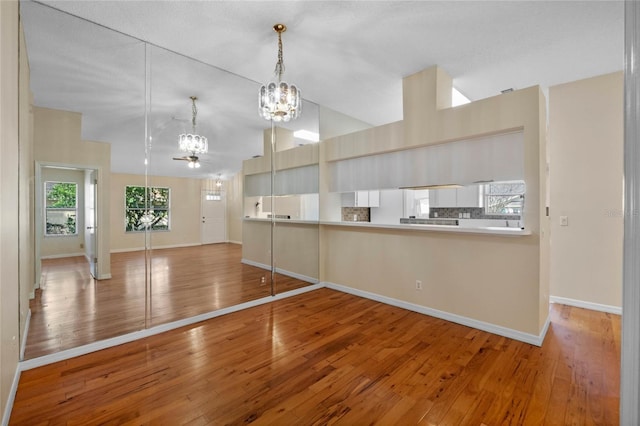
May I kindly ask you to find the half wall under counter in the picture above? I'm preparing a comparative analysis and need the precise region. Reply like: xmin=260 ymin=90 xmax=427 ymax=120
xmin=242 ymin=218 xmax=320 ymax=284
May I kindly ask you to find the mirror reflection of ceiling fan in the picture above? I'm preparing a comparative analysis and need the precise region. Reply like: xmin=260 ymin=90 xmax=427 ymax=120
xmin=173 ymin=153 xmax=200 ymax=168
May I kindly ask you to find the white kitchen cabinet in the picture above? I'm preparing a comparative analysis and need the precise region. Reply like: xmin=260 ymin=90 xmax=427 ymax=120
xmin=430 ymin=188 xmax=457 ymax=207
xmin=341 ymin=190 xmax=380 ymax=207
xmin=368 ymin=190 xmax=380 ymax=207
xmin=355 ymin=191 xmax=369 ymax=207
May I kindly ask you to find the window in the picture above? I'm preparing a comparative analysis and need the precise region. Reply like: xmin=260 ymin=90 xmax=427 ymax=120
xmin=125 ymin=186 xmax=170 ymax=232
xmin=45 ymin=181 xmax=78 ymax=236
xmin=484 ymin=181 xmax=525 ymax=215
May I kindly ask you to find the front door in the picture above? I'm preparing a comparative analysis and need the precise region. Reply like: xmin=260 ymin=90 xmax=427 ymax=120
xmin=201 ymin=190 xmax=226 ymax=244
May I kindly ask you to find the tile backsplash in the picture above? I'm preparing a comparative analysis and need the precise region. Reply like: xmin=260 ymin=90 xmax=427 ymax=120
xmin=342 ymin=207 xmax=370 ymax=222
xmin=429 ymin=207 xmax=520 ymax=221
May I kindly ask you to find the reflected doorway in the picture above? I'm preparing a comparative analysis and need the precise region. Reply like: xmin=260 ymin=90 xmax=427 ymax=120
xmin=35 ymin=164 xmax=99 ymax=284
xmin=201 ymin=190 xmax=226 ymax=244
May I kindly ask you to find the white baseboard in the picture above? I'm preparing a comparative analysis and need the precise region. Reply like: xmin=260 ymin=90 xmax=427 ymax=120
xmin=241 ymin=258 xmax=269 ymax=270
xmin=550 ymin=295 xmax=622 ymax=315
xmin=110 ymin=247 xmax=145 ymax=254
xmin=2 ymin=366 xmax=21 ymax=426
xmin=18 ymin=284 xmax=323 ymax=371
xmin=20 ymin=310 xmax=31 ymax=361
xmin=228 ymin=240 xmax=242 ymax=245
xmin=97 ymin=273 xmax=112 ymax=280
xmin=40 ymin=252 xmax=85 ymax=259
xmin=323 ymin=281 xmax=549 ymax=346
xmin=241 ymin=258 xmax=319 ymax=284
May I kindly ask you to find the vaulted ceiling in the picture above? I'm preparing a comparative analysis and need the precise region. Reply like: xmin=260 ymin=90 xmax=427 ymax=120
xmin=21 ymin=0 xmax=624 ymax=179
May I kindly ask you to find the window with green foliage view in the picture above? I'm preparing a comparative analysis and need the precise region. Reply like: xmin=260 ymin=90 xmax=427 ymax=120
xmin=125 ymin=186 xmax=170 ymax=232
xmin=45 ymin=181 xmax=78 ymax=236
xmin=483 ymin=181 xmax=525 ymax=215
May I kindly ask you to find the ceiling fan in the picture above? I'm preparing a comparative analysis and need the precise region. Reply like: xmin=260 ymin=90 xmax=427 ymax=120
xmin=172 ymin=154 xmax=200 ymax=168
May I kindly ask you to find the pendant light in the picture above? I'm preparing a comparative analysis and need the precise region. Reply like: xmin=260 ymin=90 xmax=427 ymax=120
xmin=178 ymin=96 xmax=208 ymax=154
xmin=258 ymin=24 xmax=301 ymax=122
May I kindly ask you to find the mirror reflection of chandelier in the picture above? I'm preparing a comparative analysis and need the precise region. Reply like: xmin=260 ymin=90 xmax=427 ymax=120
xmin=258 ymin=24 xmax=301 ymax=122
xmin=178 ymin=96 xmax=208 ymax=154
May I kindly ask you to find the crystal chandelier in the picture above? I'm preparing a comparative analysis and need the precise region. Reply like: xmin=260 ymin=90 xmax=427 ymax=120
xmin=258 ymin=24 xmax=301 ymax=122
xmin=178 ymin=96 xmax=208 ymax=154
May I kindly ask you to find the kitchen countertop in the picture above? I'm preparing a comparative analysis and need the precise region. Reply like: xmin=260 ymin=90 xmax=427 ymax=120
xmin=319 ymin=220 xmax=531 ymax=236
xmin=243 ymin=217 xmax=531 ymax=236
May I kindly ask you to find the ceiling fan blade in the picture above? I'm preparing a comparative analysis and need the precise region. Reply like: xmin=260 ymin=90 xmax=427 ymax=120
xmin=172 ymin=157 xmax=189 ymax=161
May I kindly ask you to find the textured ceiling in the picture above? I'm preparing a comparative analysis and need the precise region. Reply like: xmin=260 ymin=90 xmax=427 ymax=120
xmin=21 ymin=0 xmax=624 ymax=179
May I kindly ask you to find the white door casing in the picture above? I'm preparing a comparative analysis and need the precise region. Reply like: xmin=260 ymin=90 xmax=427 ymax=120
xmin=84 ymin=169 xmax=97 ymax=278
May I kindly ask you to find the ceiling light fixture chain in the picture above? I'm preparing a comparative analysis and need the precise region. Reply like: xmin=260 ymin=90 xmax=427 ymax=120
xmin=190 ymin=96 xmax=198 ymax=133
xmin=274 ymin=24 xmax=285 ymax=81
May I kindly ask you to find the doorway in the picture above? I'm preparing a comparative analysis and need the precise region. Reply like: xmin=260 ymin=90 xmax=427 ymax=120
xmin=201 ymin=190 xmax=226 ymax=244
xmin=35 ymin=164 xmax=99 ymax=287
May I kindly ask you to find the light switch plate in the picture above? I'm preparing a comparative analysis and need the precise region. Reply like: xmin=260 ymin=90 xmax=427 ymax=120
xmin=560 ymin=216 xmax=569 ymax=226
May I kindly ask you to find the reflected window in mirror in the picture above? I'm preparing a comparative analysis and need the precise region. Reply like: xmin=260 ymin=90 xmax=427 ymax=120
xmin=483 ymin=181 xmax=525 ymax=215
xmin=45 ymin=181 xmax=78 ymax=235
xmin=125 ymin=186 xmax=170 ymax=232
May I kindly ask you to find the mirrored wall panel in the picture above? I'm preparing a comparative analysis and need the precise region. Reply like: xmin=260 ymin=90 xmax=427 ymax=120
xmin=21 ymin=1 xmax=148 ymax=359
xmin=20 ymin=0 xmax=320 ymax=359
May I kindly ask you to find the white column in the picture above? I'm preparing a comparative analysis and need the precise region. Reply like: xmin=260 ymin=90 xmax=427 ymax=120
xmin=622 ymin=1 xmax=640 ymax=423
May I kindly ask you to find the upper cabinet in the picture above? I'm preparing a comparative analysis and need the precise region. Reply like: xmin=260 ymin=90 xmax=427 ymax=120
xmin=341 ymin=190 xmax=380 ymax=207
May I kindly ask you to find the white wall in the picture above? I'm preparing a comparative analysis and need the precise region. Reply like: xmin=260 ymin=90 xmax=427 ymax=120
xmin=549 ymin=71 xmax=623 ymax=310
xmin=226 ymin=172 xmax=243 ymax=244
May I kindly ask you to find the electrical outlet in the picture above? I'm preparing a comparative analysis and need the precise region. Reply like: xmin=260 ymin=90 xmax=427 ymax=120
xmin=415 ymin=280 xmax=422 ymax=290
xmin=260 ymin=276 xmax=266 ymax=286
xmin=560 ymin=216 xmax=569 ymax=226
xmin=80 ymin=243 xmax=84 ymax=249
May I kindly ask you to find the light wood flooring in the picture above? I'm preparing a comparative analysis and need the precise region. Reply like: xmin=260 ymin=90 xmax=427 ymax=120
xmin=25 ymin=243 xmax=312 ymax=359
xmin=12 ymin=288 xmax=620 ymax=425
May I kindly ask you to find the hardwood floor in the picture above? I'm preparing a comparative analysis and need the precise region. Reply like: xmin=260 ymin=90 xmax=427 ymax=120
xmin=13 ymin=288 xmax=620 ymax=425
xmin=25 ymin=243 xmax=312 ymax=359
